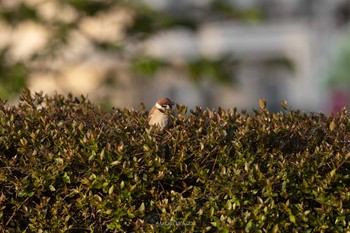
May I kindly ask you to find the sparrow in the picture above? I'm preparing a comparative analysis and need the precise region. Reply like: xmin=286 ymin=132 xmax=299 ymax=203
xmin=148 ymin=97 xmax=175 ymax=130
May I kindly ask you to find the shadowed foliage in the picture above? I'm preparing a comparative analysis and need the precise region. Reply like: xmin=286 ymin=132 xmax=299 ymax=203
xmin=1 ymin=90 xmax=350 ymax=232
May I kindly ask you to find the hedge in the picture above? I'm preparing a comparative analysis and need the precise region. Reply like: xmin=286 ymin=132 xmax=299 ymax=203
xmin=0 ymin=90 xmax=350 ymax=232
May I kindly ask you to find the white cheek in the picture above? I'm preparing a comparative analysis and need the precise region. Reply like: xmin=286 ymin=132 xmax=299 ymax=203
xmin=156 ymin=103 xmax=162 ymax=109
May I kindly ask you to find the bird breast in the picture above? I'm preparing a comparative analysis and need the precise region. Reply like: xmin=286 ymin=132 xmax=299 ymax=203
xmin=148 ymin=109 xmax=171 ymax=129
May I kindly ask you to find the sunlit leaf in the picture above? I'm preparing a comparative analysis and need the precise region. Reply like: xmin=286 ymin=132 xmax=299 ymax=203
xmin=259 ymin=98 xmax=266 ymax=109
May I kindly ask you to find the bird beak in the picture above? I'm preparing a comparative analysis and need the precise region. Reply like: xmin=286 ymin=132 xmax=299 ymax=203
xmin=169 ymin=101 xmax=175 ymax=108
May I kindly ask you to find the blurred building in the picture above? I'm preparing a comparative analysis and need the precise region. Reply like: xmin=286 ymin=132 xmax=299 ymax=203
xmin=141 ymin=0 xmax=350 ymax=112
xmin=10 ymin=0 xmax=350 ymax=111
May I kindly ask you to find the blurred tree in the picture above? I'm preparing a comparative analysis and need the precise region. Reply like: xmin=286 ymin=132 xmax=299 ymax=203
xmin=328 ymin=35 xmax=350 ymax=86
xmin=0 ymin=48 xmax=27 ymax=99
xmin=0 ymin=0 xmax=263 ymax=99
xmin=326 ymin=32 xmax=350 ymax=111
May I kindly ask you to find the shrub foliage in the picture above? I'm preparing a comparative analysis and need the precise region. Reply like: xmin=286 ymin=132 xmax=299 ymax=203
xmin=1 ymin=91 xmax=350 ymax=232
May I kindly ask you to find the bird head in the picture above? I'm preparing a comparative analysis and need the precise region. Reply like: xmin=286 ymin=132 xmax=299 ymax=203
xmin=155 ymin=98 xmax=175 ymax=112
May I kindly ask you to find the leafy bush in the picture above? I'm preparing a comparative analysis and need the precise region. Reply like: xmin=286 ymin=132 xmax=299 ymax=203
xmin=1 ymin=90 xmax=350 ymax=232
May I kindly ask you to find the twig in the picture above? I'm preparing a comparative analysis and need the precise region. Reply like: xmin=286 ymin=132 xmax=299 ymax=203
xmin=5 ymin=196 xmax=30 ymax=227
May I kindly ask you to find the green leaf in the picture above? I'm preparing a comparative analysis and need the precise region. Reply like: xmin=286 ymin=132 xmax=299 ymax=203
xmin=210 ymin=206 xmax=214 ymax=216
xmin=63 ymin=172 xmax=71 ymax=184
xmin=49 ymin=185 xmax=56 ymax=192
xmin=330 ymin=169 xmax=337 ymax=178
xmin=100 ymin=149 xmax=105 ymax=160
xmin=108 ymin=185 xmax=114 ymax=195
xmin=330 ymin=120 xmax=336 ymax=131
xmin=111 ymin=160 xmax=121 ymax=166
xmin=289 ymin=214 xmax=296 ymax=223
xmin=226 ymin=200 xmax=232 ymax=211
xmin=142 ymin=173 xmax=148 ymax=181
xmin=259 ymin=98 xmax=266 ymax=109
xmin=55 ymin=158 xmax=64 ymax=166
xmin=107 ymin=223 xmax=116 ymax=230
xmin=143 ymin=144 xmax=150 ymax=151
xmin=281 ymin=100 xmax=288 ymax=109
xmin=138 ymin=202 xmax=145 ymax=213
xmin=272 ymin=224 xmax=279 ymax=233
xmin=245 ymin=220 xmax=253 ymax=231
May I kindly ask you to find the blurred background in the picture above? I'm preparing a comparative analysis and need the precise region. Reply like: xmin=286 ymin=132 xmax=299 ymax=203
xmin=1 ymin=0 xmax=350 ymax=113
